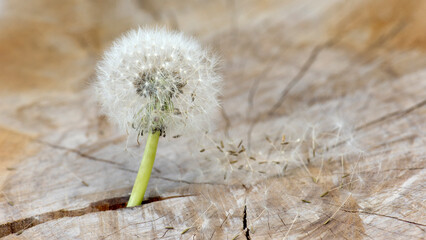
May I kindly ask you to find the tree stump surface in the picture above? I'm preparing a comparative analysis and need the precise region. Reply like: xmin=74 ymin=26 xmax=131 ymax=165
xmin=0 ymin=0 xmax=425 ymax=239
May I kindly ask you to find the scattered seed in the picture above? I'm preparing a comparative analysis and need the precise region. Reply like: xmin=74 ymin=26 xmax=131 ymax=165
xmin=6 ymin=167 xmax=15 ymax=171
xmin=230 ymin=160 xmax=238 ymax=164
xmin=228 ymin=150 xmax=237 ymax=154
xmin=249 ymin=156 xmax=256 ymax=160
xmin=258 ymin=161 xmax=267 ymax=164
xmin=7 ymin=201 xmax=14 ymax=206
xmin=265 ymin=136 xmax=272 ymax=143
xmin=237 ymin=140 xmax=243 ymax=148
xmin=281 ymin=142 xmax=289 ymax=145
xmin=238 ymin=146 xmax=245 ymax=153
xmin=181 ymin=228 xmax=190 ymax=234
xmin=165 ymin=226 xmax=174 ymax=230
xmin=302 ymin=199 xmax=311 ymax=203
xmin=232 ymin=234 xmax=239 ymax=240
xmin=312 ymin=177 xmax=318 ymax=183
xmin=216 ymin=146 xmax=223 ymax=152
xmin=320 ymin=191 xmax=329 ymax=197
xmin=281 ymin=135 xmax=286 ymax=144
xmin=172 ymin=135 xmax=181 ymax=138
xmin=258 ymin=171 xmax=266 ymax=174
xmin=220 ymin=140 xmax=224 ymax=148
xmin=323 ymin=219 xmax=331 ymax=225
xmin=283 ymin=164 xmax=288 ymax=172
xmin=82 ymin=181 xmax=89 ymax=187
xmin=200 ymin=149 xmax=205 ymax=152
xmin=342 ymin=173 xmax=350 ymax=178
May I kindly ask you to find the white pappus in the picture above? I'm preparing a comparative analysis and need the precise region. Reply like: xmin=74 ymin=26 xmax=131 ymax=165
xmin=94 ymin=27 xmax=221 ymax=140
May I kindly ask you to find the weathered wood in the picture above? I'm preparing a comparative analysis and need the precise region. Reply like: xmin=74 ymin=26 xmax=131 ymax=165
xmin=1 ymin=0 xmax=425 ymax=239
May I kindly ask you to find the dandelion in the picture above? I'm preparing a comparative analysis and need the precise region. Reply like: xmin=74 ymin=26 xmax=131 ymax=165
xmin=94 ymin=27 xmax=221 ymax=207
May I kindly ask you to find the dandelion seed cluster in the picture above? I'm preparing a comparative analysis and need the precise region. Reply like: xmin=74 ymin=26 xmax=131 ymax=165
xmin=94 ymin=28 xmax=221 ymax=138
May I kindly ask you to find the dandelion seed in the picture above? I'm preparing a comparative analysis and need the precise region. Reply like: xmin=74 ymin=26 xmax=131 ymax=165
xmin=320 ymin=191 xmax=329 ymax=197
xmin=265 ymin=136 xmax=272 ymax=143
xmin=283 ymin=164 xmax=288 ymax=172
xmin=181 ymin=227 xmax=191 ymax=234
xmin=238 ymin=146 xmax=245 ymax=153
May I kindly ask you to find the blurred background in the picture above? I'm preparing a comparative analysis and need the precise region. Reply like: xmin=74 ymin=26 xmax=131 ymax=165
xmin=0 ymin=0 xmax=425 ymax=239
xmin=1 ymin=0 xmax=424 ymax=93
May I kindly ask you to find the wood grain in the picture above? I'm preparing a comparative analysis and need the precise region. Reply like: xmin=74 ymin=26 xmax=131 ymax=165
xmin=0 ymin=0 xmax=425 ymax=239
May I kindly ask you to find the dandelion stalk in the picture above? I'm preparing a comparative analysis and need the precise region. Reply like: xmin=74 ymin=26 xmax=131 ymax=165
xmin=127 ymin=131 xmax=160 ymax=207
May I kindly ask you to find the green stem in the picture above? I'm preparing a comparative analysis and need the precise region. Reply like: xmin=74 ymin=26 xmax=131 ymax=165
xmin=127 ymin=131 xmax=160 ymax=207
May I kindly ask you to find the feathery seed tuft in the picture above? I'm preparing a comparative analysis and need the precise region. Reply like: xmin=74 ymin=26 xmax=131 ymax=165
xmin=94 ymin=27 xmax=221 ymax=139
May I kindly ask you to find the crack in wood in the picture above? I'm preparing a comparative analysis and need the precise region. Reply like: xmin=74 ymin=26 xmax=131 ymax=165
xmin=246 ymin=40 xmax=336 ymax=149
xmin=356 ymin=167 xmax=424 ymax=175
xmin=153 ymin=176 xmax=231 ymax=186
xmin=243 ymin=205 xmax=251 ymax=240
xmin=247 ymin=76 xmax=261 ymax=120
xmin=268 ymin=41 xmax=334 ymax=116
xmin=0 ymin=194 xmax=193 ymax=238
xmin=34 ymin=139 xmax=121 ymax=166
xmin=366 ymin=20 xmax=407 ymax=51
xmin=326 ymin=97 xmax=426 ymax=151
xmin=220 ymin=107 xmax=231 ymax=138
xmin=355 ymin=98 xmax=426 ymax=131
xmin=342 ymin=209 xmax=426 ymax=228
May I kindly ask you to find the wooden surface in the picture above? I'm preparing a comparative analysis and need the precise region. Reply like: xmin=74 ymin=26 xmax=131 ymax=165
xmin=1 ymin=0 xmax=425 ymax=239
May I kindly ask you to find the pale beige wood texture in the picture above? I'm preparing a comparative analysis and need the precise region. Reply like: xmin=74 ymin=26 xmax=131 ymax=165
xmin=0 ymin=0 xmax=425 ymax=239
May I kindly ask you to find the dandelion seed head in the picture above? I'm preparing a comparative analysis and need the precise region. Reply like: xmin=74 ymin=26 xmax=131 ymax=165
xmin=94 ymin=27 xmax=221 ymax=139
